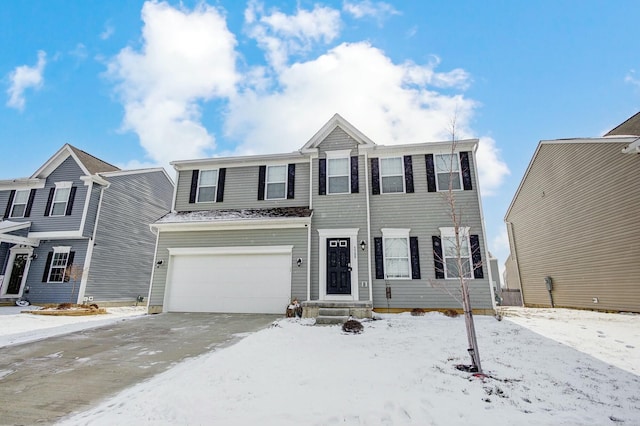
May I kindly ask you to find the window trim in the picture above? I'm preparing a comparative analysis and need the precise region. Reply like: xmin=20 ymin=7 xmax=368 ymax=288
xmin=379 ymin=157 xmax=405 ymax=194
xmin=48 ymin=246 xmax=71 ymax=283
xmin=196 ymin=169 xmax=218 ymax=203
xmin=49 ymin=182 xmax=72 ymax=217
xmin=265 ymin=165 xmax=287 ymax=200
xmin=439 ymin=227 xmax=473 ymax=279
xmin=9 ymin=189 xmax=29 ymax=218
xmin=326 ymin=150 xmax=352 ymax=195
xmin=381 ymin=228 xmax=411 ymax=280
xmin=435 ymin=153 xmax=463 ymax=192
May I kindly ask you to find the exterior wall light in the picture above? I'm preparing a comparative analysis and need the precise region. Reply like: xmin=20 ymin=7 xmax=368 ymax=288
xmin=296 ymin=258 xmax=303 ymax=267
xmin=360 ymin=240 xmax=367 ymax=251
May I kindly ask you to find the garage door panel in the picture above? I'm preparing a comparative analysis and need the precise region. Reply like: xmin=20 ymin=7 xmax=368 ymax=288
xmin=166 ymin=251 xmax=292 ymax=314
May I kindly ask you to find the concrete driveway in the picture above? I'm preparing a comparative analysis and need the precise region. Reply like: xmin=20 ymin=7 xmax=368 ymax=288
xmin=0 ymin=313 xmax=278 ymax=425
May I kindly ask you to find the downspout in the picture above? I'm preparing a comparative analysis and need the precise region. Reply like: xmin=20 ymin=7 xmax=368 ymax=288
xmin=364 ymin=150 xmax=373 ymax=302
xmin=307 ymin=155 xmax=313 ymax=302
xmin=77 ymin=183 xmax=108 ymax=304
xmin=470 ymin=144 xmax=496 ymax=312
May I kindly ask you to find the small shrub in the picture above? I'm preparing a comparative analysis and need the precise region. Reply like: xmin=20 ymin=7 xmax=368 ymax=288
xmin=342 ymin=319 xmax=364 ymax=334
xmin=57 ymin=303 xmax=73 ymax=310
xmin=442 ymin=309 xmax=459 ymax=318
xmin=410 ymin=308 xmax=426 ymax=316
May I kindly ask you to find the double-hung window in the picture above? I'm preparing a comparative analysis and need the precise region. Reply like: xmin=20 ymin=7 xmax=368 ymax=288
xmin=435 ymin=154 xmax=462 ymax=191
xmin=50 ymin=182 xmax=72 ymax=216
xmin=48 ymin=247 xmax=70 ymax=283
xmin=440 ymin=227 xmax=472 ymax=279
xmin=266 ymin=165 xmax=286 ymax=200
xmin=197 ymin=170 xmax=218 ymax=203
xmin=327 ymin=157 xmax=350 ymax=194
xmin=382 ymin=228 xmax=411 ymax=279
xmin=380 ymin=157 xmax=404 ymax=193
xmin=9 ymin=190 xmax=29 ymax=218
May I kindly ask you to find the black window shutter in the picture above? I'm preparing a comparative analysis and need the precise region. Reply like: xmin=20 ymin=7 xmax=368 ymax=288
xmin=3 ymin=190 xmax=15 ymax=218
xmin=287 ymin=164 xmax=295 ymax=199
xmin=432 ymin=236 xmax=444 ymax=279
xmin=460 ymin=151 xmax=473 ymax=191
xmin=44 ymin=188 xmax=55 ymax=216
xmin=350 ymin=156 xmax=359 ymax=193
xmin=257 ymin=166 xmax=266 ymax=200
xmin=189 ymin=170 xmax=199 ymax=204
xmin=24 ymin=189 xmax=36 ymax=217
xmin=65 ymin=186 xmax=77 ymax=216
xmin=64 ymin=251 xmax=76 ymax=282
xmin=371 ymin=158 xmax=380 ymax=195
xmin=318 ymin=158 xmax=326 ymax=195
xmin=404 ymin=156 xmax=414 ymax=193
xmin=470 ymin=234 xmax=484 ymax=278
xmin=374 ymin=237 xmax=384 ymax=279
xmin=410 ymin=236 xmax=421 ymax=279
xmin=42 ymin=251 xmax=53 ymax=282
xmin=216 ymin=168 xmax=226 ymax=202
xmin=425 ymin=154 xmax=436 ymax=192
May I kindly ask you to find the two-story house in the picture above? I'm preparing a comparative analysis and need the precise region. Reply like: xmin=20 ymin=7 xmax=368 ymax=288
xmin=0 ymin=144 xmax=174 ymax=306
xmin=148 ymin=114 xmax=494 ymax=317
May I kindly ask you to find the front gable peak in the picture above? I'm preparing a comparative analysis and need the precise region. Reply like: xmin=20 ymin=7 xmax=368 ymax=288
xmin=300 ymin=113 xmax=376 ymax=153
xmin=31 ymin=144 xmax=119 ymax=179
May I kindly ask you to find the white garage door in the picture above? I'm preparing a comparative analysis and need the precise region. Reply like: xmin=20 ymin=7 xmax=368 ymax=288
xmin=165 ymin=247 xmax=292 ymax=314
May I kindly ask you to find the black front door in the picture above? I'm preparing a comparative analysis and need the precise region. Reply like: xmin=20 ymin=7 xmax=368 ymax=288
xmin=7 ymin=254 xmax=28 ymax=295
xmin=327 ymin=238 xmax=351 ymax=295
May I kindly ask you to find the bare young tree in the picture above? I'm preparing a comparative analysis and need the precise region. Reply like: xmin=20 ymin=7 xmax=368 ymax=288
xmin=431 ymin=115 xmax=484 ymax=374
xmin=65 ymin=264 xmax=84 ymax=304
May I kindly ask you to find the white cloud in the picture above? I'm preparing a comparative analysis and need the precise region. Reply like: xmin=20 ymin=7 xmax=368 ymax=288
xmin=101 ymin=23 xmax=115 ymax=40
xmin=70 ymin=43 xmax=88 ymax=61
xmin=107 ymin=1 xmax=238 ymax=165
xmin=6 ymin=50 xmax=46 ymax=111
xmin=475 ymin=137 xmax=510 ymax=196
xmin=625 ymin=69 xmax=640 ymax=88
xmin=343 ymin=0 xmax=400 ymax=22
xmin=245 ymin=1 xmax=341 ymax=69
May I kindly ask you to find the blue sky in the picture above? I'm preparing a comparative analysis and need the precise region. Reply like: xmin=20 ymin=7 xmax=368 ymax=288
xmin=2 ymin=0 xmax=639 ymax=273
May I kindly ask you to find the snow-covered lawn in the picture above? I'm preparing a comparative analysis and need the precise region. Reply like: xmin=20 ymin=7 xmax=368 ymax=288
xmin=47 ymin=307 xmax=640 ymax=426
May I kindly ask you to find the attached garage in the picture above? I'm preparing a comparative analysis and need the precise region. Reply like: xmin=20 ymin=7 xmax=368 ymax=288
xmin=164 ymin=246 xmax=293 ymax=314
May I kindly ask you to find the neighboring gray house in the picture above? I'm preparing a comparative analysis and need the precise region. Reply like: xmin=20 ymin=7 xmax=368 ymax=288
xmin=0 ymin=144 xmax=173 ymax=305
xmin=504 ymin=112 xmax=640 ymax=313
xmin=148 ymin=114 xmax=494 ymax=316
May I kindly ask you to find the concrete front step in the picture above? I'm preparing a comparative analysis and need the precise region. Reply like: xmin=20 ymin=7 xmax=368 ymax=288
xmin=318 ymin=307 xmax=350 ymax=317
xmin=315 ymin=315 xmax=349 ymax=325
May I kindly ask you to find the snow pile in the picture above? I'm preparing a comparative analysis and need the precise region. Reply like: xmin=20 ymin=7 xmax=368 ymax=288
xmin=59 ymin=311 xmax=640 ymax=426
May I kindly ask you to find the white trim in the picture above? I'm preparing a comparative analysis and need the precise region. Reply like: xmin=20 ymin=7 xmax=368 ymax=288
xmin=326 ymin=155 xmax=351 ymax=195
xmin=0 ymin=178 xmax=45 ymax=191
xmin=167 ymin=245 xmax=294 ymax=256
xmin=147 ymin=225 xmax=160 ymax=309
xmin=364 ymin=151 xmax=373 ymax=301
xmin=47 ymin=246 xmax=72 ymax=283
xmin=265 ymin=164 xmax=287 ymax=200
xmin=78 ymin=180 xmax=93 ymax=237
xmin=0 ymin=246 xmax=33 ymax=298
xmin=0 ymin=220 xmax=31 ymax=233
xmin=381 ymin=228 xmax=412 ymax=280
xmin=379 ymin=157 xmax=405 ymax=194
xmin=80 ymin=174 xmax=110 ymax=187
xmin=195 ymin=169 xmax=218 ymax=203
xmin=152 ymin=217 xmax=310 ymax=232
xmin=77 ymin=185 xmax=105 ymax=303
xmin=317 ymin=228 xmax=359 ymax=301
xmin=325 ymin=149 xmax=352 ymax=159
xmin=31 ymin=144 xmax=92 ymax=179
xmin=0 ymin=234 xmax=40 ymax=246
xmin=7 ymin=189 xmax=30 ymax=218
xmin=306 ymin=219 xmax=311 ymax=302
xmin=439 ymin=226 xmax=470 ymax=237
xmin=622 ymin=137 xmax=640 ymax=154
xmin=49 ymin=182 xmax=73 ymax=217
xmin=371 ymin=139 xmax=478 ymax=156
xmin=434 ymin=153 xmax=463 ymax=192
xmin=28 ymin=230 xmax=84 ymax=239
xmin=171 ymin=152 xmax=307 ymax=171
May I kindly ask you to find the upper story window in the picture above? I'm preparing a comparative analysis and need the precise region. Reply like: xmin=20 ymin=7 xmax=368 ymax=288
xmin=197 ymin=170 xmax=218 ymax=203
xmin=9 ymin=190 xmax=29 ymax=218
xmin=380 ymin=157 xmax=404 ymax=193
xmin=48 ymin=246 xmax=71 ymax=283
xmin=50 ymin=182 xmax=72 ymax=216
xmin=266 ymin=165 xmax=287 ymax=200
xmin=435 ymin=154 xmax=462 ymax=191
xmin=327 ymin=157 xmax=350 ymax=194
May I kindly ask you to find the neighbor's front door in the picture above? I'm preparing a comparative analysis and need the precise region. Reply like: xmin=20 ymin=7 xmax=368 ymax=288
xmin=326 ymin=238 xmax=351 ymax=295
xmin=6 ymin=254 xmax=28 ymax=295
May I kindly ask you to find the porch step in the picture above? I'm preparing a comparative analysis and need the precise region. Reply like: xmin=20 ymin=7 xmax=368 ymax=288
xmin=315 ymin=315 xmax=349 ymax=325
xmin=301 ymin=301 xmax=372 ymax=325
xmin=318 ymin=307 xmax=350 ymax=317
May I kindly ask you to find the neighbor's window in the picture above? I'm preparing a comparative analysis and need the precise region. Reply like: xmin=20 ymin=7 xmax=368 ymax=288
xmin=197 ymin=170 xmax=218 ymax=202
xmin=380 ymin=157 xmax=404 ymax=193
xmin=50 ymin=183 xmax=71 ymax=216
xmin=48 ymin=247 xmax=70 ymax=283
xmin=327 ymin=157 xmax=350 ymax=194
xmin=441 ymin=227 xmax=472 ymax=279
xmin=266 ymin=165 xmax=286 ymax=200
xmin=382 ymin=228 xmax=411 ymax=279
xmin=10 ymin=190 xmax=29 ymax=218
xmin=435 ymin=154 xmax=462 ymax=191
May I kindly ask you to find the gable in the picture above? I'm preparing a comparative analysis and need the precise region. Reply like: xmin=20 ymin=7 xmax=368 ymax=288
xmin=300 ymin=113 xmax=376 ymax=153
xmin=31 ymin=144 xmax=119 ymax=179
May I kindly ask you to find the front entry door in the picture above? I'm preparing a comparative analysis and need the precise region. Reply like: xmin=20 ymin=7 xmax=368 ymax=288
xmin=327 ymin=238 xmax=351 ymax=295
xmin=6 ymin=254 xmax=28 ymax=295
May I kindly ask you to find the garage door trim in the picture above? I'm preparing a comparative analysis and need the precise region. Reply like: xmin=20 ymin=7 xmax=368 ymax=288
xmin=168 ymin=245 xmax=294 ymax=256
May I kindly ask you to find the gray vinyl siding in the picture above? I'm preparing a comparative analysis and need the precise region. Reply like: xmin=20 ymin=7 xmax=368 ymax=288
xmin=85 ymin=171 xmax=173 ymax=302
xmin=505 ymin=142 xmax=640 ymax=312
xmin=369 ymin=150 xmax=492 ymax=310
xmin=174 ymin=162 xmax=310 ymax=212
xmin=0 ymin=243 xmax=9 ymax=275
xmin=148 ymin=227 xmax=308 ymax=308
xmin=82 ymin=184 xmax=103 ymax=238
xmin=24 ymin=239 xmax=89 ymax=304
xmin=311 ymin=129 xmax=369 ymax=301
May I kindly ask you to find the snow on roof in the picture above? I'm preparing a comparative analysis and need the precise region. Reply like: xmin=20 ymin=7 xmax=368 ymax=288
xmin=156 ymin=207 xmax=312 ymax=223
